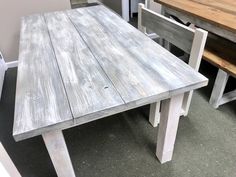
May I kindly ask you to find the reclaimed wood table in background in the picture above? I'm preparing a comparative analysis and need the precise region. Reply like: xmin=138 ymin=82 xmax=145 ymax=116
xmin=13 ymin=4 xmax=207 ymax=177
xmin=155 ymin=0 xmax=236 ymax=42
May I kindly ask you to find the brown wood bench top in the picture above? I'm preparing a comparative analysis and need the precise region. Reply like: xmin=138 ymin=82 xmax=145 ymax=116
xmin=203 ymin=34 xmax=236 ymax=78
xmin=156 ymin=0 xmax=236 ymax=35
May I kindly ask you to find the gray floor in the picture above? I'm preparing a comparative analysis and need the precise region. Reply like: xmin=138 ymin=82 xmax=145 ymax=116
xmin=0 ymin=8 xmax=236 ymax=177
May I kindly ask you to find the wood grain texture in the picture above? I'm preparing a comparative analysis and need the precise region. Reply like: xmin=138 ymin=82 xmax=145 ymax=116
xmin=67 ymin=5 xmax=208 ymax=105
xmin=13 ymin=15 xmax=73 ymax=141
xmin=203 ymin=35 xmax=236 ymax=78
xmin=44 ymin=11 xmax=124 ymax=118
xmin=141 ymin=7 xmax=195 ymax=53
xmin=14 ymin=4 xmax=208 ymax=141
xmin=156 ymin=0 xmax=236 ymax=34
xmin=158 ymin=1 xmax=236 ymax=42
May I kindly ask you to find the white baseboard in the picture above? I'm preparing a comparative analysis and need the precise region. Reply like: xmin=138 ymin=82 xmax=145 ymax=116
xmin=6 ymin=60 xmax=18 ymax=69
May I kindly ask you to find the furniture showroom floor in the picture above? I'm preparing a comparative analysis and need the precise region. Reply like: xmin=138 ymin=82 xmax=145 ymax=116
xmin=0 ymin=60 xmax=235 ymax=177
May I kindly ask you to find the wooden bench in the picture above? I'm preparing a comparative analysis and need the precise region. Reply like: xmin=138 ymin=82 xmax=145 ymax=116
xmin=203 ymin=34 xmax=236 ymax=108
xmin=138 ymin=3 xmax=208 ymax=126
xmin=146 ymin=0 xmax=236 ymax=108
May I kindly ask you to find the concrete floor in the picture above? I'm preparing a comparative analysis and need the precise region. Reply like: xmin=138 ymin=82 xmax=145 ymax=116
xmin=0 ymin=6 xmax=236 ymax=177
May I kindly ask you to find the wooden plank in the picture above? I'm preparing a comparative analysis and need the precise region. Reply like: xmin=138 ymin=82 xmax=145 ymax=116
xmin=157 ymin=0 xmax=236 ymax=34
xmin=209 ymin=69 xmax=229 ymax=108
xmin=181 ymin=28 xmax=208 ymax=116
xmin=220 ymin=90 xmax=236 ymax=106
xmin=203 ymin=35 xmax=236 ymax=78
xmin=42 ymin=131 xmax=75 ymax=177
xmin=141 ymin=7 xmax=195 ymax=53
xmin=44 ymin=12 xmax=124 ymax=119
xmin=162 ymin=6 xmax=236 ymax=43
xmin=13 ymin=15 xmax=73 ymax=141
xmin=67 ymin=5 xmax=208 ymax=106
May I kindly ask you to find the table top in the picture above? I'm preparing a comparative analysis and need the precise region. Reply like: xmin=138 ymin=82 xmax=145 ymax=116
xmin=156 ymin=0 xmax=236 ymax=34
xmin=13 ymin=5 xmax=207 ymax=141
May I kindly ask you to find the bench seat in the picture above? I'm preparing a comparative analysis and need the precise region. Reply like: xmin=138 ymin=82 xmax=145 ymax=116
xmin=203 ymin=34 xmax=236 ymax=108
xmin=203 ymin=35 xmax=236 ymax=78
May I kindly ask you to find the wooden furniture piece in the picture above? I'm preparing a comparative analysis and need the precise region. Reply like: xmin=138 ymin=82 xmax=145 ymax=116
xmin=0 ymin=143 xmax=21 ymax=177
xmin=155 ymin=0 xmax=236 ymax=108
xmin=131 ymin=0 xmax=142 ymax=18
xmin=204 ymin=35 xmax=236 ymax=108
xmin=138 ymin=3 xmax=207 ymax=126
xmin=13 ymin=4 xmax=208 ymax=176
xmin=155 ymin=0 xmax=236 ymax=42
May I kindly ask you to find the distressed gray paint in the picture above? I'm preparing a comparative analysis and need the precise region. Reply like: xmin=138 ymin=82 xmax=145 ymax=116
xmin=13 ymin=15 xmax=73 ymax=141
xmin=14 ymin=5 xmax=208 ymax=141
xmin=141 ymin=7 xmax=195 ymax=54
xmin=44 ymin=11 xmax=124 ymax=119
xmin=67 ymin=5 xmax=207 ymax=103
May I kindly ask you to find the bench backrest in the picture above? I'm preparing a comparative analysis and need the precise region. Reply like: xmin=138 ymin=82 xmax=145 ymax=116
xmin=138 ymin=3 xmax=208 ymax=116
xmin=138 ymin=3 xmax=208 ymax=71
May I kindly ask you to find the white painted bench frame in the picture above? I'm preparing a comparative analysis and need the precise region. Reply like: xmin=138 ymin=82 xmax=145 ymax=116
xmin=0 ymin=143 xmax=21 ymax=177
xmin=138 ymin=3 xmax=208 ymax=127
xmin=209 ymin=69 xmax=236 ymax=108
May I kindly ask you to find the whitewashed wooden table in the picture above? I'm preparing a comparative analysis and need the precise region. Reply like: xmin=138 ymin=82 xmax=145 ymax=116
xmin=13 ymin=4 xmax=208 ymax=176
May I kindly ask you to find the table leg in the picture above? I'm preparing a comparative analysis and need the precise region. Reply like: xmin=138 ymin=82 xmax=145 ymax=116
xmin=42 ymin=130 xmax=76 ymax=177
xmin=122 ymin=0 xmax=129 ymax=21
xmin=156 ymin=94 xmax=184 ymax=163
xmin=149 ymin=102 xmax=160 ymax=127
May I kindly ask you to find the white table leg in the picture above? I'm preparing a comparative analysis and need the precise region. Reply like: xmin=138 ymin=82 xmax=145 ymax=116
xmin=122 ymin=0 xmax=129 ymax=21
xmin=42 ymin=130 xmax=75 ymax=177
xmin=209 ymin=69 xmax=229 ymax=108
xmin=149 ymin=102 xmax=160 ymax=127
xmin=156 ymin=94 xmax=184 ymax=164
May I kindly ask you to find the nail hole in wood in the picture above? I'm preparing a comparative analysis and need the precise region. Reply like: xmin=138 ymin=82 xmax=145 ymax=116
xmin=104 ymin=86 xmax=109 ymax=89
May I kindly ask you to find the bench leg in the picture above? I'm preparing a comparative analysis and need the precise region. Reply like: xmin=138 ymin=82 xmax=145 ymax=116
xmin=209 ymin=69 xmax=229 ymax=109
xmin=156 ymin=94 xmax=184 ymax=164
xmin=122 ymin=0 xmax=129 ymax=21
xmin=181 ymin=90 xmax=193 ymax=116
xmin=149 ymin=102 xmax=160 ymax=127
xmin=42 ymin=130 xmax=76 ymax=177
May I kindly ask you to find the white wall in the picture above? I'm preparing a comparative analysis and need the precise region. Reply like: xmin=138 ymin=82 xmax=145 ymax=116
xmin=0 ymin=0 xmax=71 ymax=62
